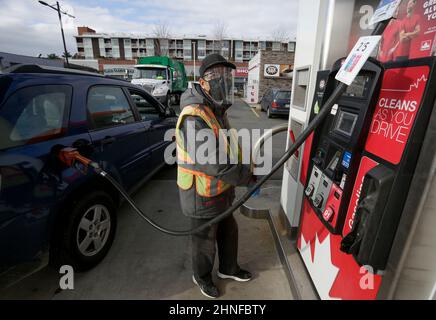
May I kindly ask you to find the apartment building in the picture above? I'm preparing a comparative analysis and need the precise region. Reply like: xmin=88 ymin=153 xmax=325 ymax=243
xmin=75 ymin=27 xmax=296 ymax=63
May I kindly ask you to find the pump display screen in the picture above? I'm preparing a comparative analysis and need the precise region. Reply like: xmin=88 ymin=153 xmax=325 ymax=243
xmin=333 ymin=110 xmax=358 ymax=137
xmin=343 ymin=75 xmax=369 ymax=98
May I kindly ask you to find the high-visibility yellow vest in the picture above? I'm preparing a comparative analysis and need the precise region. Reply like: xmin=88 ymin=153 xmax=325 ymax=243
xmin=175 ymin=104 xmax=241 ymax=197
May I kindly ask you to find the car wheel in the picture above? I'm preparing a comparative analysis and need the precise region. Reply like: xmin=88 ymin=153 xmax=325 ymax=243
xmin=55 ymin=191 xmax=117 ymax=272
xmin=267 ymin=107 xmax=273 ymax=118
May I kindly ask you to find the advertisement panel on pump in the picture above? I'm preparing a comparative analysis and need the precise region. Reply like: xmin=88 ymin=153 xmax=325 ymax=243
xmin=349 ymin=0 xmax=436 ymax=62
xmin=377 ymin=0 xmax=436 ymax=62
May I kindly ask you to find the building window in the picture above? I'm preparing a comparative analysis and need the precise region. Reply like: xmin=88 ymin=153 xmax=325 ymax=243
xmin=288 ymin=42 xmax=295 ymax=52
xmin=183 ymin=39 xmax=191 ymax=49
xmin=198 ymin=40 xmax=206 ymax=49
xmin=235 ymin=40 xmax=243 ymax=50
xmin=183 ymin=49 xmax=192 ymax=60
xmin=146 ymin=39 xmax=154 ymax=48
xmin=272 ymin=42 xmax=281 ymax=51
xmin=83 ymin=38 xmax=93 ymax=59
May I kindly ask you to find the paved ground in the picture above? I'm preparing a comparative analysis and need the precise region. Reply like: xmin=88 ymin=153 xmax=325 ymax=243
xmin=0 ymin=98 xmax=292 ymax=300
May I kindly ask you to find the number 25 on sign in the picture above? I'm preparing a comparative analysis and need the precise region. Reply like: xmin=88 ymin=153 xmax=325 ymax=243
xmin=336 ymin=36 xmax=381 ymax=86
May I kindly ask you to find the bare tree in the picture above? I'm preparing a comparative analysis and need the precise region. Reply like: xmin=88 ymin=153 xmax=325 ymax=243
xmin=212 ymin=21 xmax=228 ymax=54
xmin=270 ymin=25 xmax=290 ymax=43
xmin=153 ymin=22 xmax=171 ymax=56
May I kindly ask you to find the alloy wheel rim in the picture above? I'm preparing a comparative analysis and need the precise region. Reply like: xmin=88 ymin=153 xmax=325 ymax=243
xmin=76 ymin=204 xmax=111 ymax=257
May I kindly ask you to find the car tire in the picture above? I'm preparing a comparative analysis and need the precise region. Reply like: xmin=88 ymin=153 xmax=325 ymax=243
xmin=55 ymin=191 xmax=117 ymax=272
xmin=174 ymin=93 xmax=180 ymax=105
xmin=267 ymin=107 xmax=273 ymax=118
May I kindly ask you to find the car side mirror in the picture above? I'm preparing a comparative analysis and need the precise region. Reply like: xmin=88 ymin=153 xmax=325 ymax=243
xmin=165 ymin=106 xmax=176 ymax=117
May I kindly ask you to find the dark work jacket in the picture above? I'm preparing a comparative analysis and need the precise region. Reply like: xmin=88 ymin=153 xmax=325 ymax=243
xmin=178 ymin=84 xmax=252 ymax=219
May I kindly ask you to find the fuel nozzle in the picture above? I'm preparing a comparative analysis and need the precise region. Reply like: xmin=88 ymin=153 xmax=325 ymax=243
xmin=58 ymin=147 xmax=101 ymax=173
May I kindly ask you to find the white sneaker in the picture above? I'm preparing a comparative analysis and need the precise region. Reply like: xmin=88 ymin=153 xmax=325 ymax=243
xmin=217 ymin=269 xmax=252 ymax=282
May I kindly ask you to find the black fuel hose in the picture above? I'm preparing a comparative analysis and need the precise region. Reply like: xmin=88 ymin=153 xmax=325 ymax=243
xmin=91 ymin=19 xmax=390 ymax=236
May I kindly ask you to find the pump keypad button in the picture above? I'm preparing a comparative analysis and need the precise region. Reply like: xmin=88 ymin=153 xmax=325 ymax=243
xmin=323 ymin=206 xmax=334 ymax=222
xmin=313 ymin=195 xmax=323 ymax=208
xmin=305 ymin=184 xmax=315 ymax=197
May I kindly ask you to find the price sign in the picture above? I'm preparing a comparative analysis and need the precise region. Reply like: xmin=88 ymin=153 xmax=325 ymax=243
xmin=370 ymin=0 xmax=401 ymax=25
xmin=335 ymin=35 xmax=381 ymax=86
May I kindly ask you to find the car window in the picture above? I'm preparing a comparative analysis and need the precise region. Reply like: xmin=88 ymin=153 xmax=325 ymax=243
xmin=0 ymin=85 xmax=71 ymax=150
xmin=128 ymin=90 xmax=161 ymax=121
xmin=87 ymin=86 xmax=135 ymax=129
xmin=276 ymin=91 xmax=291 ymax=100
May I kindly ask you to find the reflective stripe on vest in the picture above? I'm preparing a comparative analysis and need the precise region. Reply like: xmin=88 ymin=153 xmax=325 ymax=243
xmin=175 ymin=104 xmax=239 ymax=197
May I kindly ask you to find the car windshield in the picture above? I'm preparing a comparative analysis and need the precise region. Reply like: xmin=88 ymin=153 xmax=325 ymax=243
xmin=133 ymin=68 xmax=167 ymax=80
xmin=276 ymin=91 xmax=291 ymax=100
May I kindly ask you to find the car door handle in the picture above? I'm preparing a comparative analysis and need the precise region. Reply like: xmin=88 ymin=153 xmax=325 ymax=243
xmin=101 ymin=136 xmax=116 ymax=146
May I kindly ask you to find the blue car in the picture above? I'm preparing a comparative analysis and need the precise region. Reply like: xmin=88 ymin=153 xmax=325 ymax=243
xmin=0 ymin=65 xmax=176 ymax=280
xmin=260 ymin=88 xmax=291 ymax=118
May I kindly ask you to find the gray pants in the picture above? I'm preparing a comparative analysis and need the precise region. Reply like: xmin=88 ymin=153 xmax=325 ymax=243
xmin=191 ymin=214 xmax=240 ymax=285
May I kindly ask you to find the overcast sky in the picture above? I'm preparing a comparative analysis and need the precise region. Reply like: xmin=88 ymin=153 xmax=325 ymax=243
xmin=0 ymin=0 xmax=299 ymax=57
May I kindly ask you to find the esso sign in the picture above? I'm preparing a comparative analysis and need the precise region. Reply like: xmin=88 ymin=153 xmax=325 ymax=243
xmin=264 ymin=64 xmax=280 ymax=77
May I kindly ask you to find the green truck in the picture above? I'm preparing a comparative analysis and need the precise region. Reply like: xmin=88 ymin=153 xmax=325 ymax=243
xmin=132 ymin=56 xmax=188 ymax=106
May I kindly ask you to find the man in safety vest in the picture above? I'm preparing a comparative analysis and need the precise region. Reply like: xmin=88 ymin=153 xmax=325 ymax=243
xmin=176 ymin=54 xmax=254 ymax=298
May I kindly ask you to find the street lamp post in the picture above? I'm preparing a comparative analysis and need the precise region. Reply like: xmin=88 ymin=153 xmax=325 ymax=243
xmin=193 ymin=42 xmax=196 ymax=82
xmin=38 ymin=1 xmax=75 ymax=67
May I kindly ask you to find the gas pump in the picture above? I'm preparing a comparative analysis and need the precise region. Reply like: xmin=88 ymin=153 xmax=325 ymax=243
xmin=298 ymin=57 xmax=436 ymax=299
